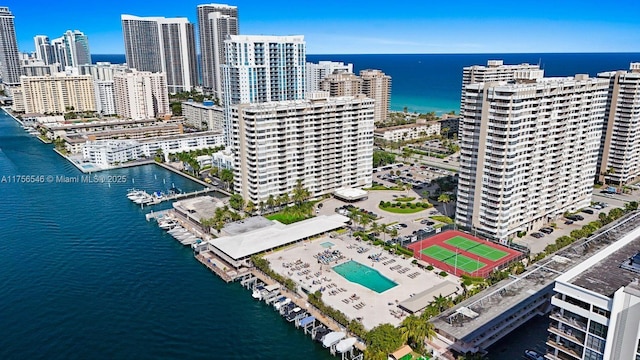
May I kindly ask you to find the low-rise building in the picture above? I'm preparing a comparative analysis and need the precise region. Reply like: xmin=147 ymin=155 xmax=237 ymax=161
xmin=374 ymin=120 xmax=441 ymax=142
xmin=182 ymin=100 xmax=224 ymax=131
xmin=81 ymin=131 xmax=224 ymax=167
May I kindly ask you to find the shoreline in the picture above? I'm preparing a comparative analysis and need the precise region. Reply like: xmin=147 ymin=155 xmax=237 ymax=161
xmin=1 ymin=107 xmax=23 ymax=126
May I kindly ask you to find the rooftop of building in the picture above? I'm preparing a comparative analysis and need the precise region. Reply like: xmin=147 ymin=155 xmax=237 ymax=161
xmin=463 ymin=60 xmax=538 ymax=70
xmin=431 ymin=211 xmax=640 ymax=341
xmin=235 ymin=94 xmax=373 ymax=111
xmin=464 ymin=73 xmax=608 ymax=91
xmin=561 ymin=220 xmax=640 ymax=297
xmin=373 ymin=121 xmax=439 ymax=133
xmin=209 ymin=214 xmax=349 ymax=261
xmin=221 ymin=216 xmax=275 ymax=237
xmin=173 ymin=195 xmax=226 ymax=223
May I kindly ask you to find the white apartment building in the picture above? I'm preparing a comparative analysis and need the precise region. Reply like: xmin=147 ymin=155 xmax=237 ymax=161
xmin=462 ymin=60 xmax=541 ymax=87
xmin=547 ymin=225 xmax=640 ymax=360
xmin=222 ymin=35 xmax=306 ymax=105
xmin=94 ymin=81 xmax=116 ymax=116
xmin=79 ymin=62 xmax=128 ymax=82
xmin=461 ymin=60 xmax=541 ymax=113
xmin=197 ymin=3 xmax=238 ymax=96
xmin=0 ymin=7 xmax=22 ymax=86
xmin=360 ymin=69 xmax=391 ymax=123
xmin=121 ymin=15 xmax=198 ymax=92
xmin=82 ymin=132 xmax=224 ymax=168
xmin=20 ymin=73 xmax=96 ymax=114
xmin=113 ymin=69 xmax=170 ymax=120
xmin=319 ymin=71 xmax=362 ymax=97
xmin=373 ymin=121 xmax=441 ymax=142
xmin=597 ymin=63 xmax=640 ymax=186
xmin=455 ymin=70 xmax=609 ymax=241
xmin=21 ymin=63 xmax=57 ymax=77
xmin=306 ymin=61 xmax=354 ymax=93
xmin=231 ymin=92 xmax=374 ymax=204
xmin=33 ymin=35 xmax=54 ymax=65
xmin=222 ymin=34 xmax=306 ymax=144
xmin=182 ymin=100 xmax=224 ymax=131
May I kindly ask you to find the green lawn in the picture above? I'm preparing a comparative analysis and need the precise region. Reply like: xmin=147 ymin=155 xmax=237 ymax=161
xmin=266 ymin=212 xmax=310 ymax=224
xmin=379 ymin=204 xmax=427 ymax=214
xmin=365 ymin=185 xmax=405 ymax=191
xmin=430 ymin=215 xmax=454 ymax=224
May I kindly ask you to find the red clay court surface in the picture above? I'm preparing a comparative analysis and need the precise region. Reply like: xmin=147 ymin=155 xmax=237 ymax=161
xmin=406 ymin=230 xmax=523 ymax=277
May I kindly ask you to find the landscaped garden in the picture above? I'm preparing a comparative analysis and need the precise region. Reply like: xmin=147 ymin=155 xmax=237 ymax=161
xmin=379 ymin=200 xmax=432 ymax=214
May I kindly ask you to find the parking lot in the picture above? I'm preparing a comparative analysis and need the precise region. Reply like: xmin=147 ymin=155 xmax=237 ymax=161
xmin=316 ymin=187 xmax=450 ymax=245
xmin=513 ymin=194 xmax=638 ymax=254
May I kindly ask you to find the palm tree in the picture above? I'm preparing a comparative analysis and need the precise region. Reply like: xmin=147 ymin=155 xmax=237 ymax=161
xmin=258 ymin=201 xmax=265 ymax=214
xmin=400 ymin=315 xmax=427 ymax=352
xmin=220 ymin=169 xmax=233 ymax=190
xmin=245 ymin=200 xmax=256 ymax=215
xmin=266 ymin=195 xmax=275 ymax=212
xmin=292 ymin=179 xmax=310 ymax=206
xmin=360 ymin=215 xmax=372 ymax=233
xmin=438 ymin=193 xmax=452 ymax=218
xmin=433 ymin=294 xmax=453 ymax=312
xmin=348 ymin=208 xmax=360 ymax=231
xmin=278 ymin=193 xmax=290 ymax=209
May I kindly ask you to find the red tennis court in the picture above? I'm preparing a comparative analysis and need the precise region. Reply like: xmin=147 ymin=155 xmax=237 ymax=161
xmin=406 ymin=230 xmax=522 ymax=277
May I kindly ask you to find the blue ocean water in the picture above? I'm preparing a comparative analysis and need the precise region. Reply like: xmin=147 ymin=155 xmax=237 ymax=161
xmin=0 ymin=110 xmax=333 ymax=360
xmin=95 ymin=52 xmax=640 ymax=114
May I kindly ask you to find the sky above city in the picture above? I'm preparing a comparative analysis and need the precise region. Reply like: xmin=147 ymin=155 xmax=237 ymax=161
xmin=7 ymin=0 xmax=640 ymax=54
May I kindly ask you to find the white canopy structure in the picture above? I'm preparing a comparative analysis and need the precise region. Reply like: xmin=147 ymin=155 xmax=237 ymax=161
xmin=335 ymin=337 xmax=357 ymax=353
xmin=322 ymin=332 xmax=346 ymax=348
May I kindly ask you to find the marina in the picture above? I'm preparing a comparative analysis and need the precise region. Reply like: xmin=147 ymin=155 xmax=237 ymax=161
xmin=127 ymin=187 xmax=220 ymax=206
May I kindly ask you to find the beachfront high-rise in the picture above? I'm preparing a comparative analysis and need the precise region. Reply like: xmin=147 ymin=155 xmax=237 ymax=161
xmin=596 ymin=63 xmax=640 ymax=186
xmin=222 ymin=34 xmax=306 ymax=144
xmin=0 ymin=7 xmax=22 ymax=86
xmin=319 ymin=71 xmax=362 ymax=97
xmin=306 ymin=61 xmax=354 ymax=93
xmin=546 ymin=227 xmax=640 ymax=360
xmin=62 ymin=30 xmax=91 ymax=67
xmin=461 ymin=60 xmax=541 ymax=87
xmin=121 ymin=15 xmax=198 ymax=93
xmin=113 ymin=69 xmax=170 ymax=120
xmin=455 ymin=70 xmax=608 ymax=241
xmin=360 ymin=69 xmax=391 ymax=123
xmin=33 ymin=35 xmax=55 ymax=65
xmin=231 ymin=92 xmax=374 ymax=204
xmin=197 ymin=3 xmax=238 ymax=97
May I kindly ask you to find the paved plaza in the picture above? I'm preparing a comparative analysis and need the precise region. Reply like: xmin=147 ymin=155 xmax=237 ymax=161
xmin=265 ymin=233 xmax=459 ymax=330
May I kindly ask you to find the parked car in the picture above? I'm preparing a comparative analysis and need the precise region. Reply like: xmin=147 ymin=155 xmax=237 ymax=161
xmin=564 ymin=220 xmax=574 ymax=225
xmin=574 ymin=214 xmax=585 ymax=221
xmin=581 ymin=209 xmax=594 ymax=215
xmin=540 ymin=227 xmax=554 ymax=234
xmin=531 ymin=232 xmax=545 ymax=239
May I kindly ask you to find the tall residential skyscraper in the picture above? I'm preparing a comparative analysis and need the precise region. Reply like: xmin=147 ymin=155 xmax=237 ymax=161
xmin=360 ymin=69 xmax=391 ymax=123
xmin=232 ymin=93 xmax=374 ymax=204
xmin=547 ymin=228 xmax=640 ymax=360
xmin=113 ymin=69 xmax=170 ymax=120
xmin=461 ymin=60 xmax=540 ymax=87
xmin=62 ymin=30 xmax=91 ymax=67
xmin=455 ymin=70 xmax=608 ymax=241
xmin=33 ymin=35 xmax=54 ymax=65
xmin=319 ymin=71 xmax=362 ymax=97
xmin=197 ymin=3 xmax=238 ymax=97
xmin=0 ymin=7 xmax=22 ymax=86
xmin=306 ymin=61 xmax=353 ymax=93
xmin=597 ymin=63 xmax=640 ymax=186
xmin=222 ymin=34 xmax=306 ymax=144
xmin=121 ymin=15 xmax=198 ymax=93
xmin=461 ymin=60 xmax=541 ymax=113
xmin=50 ymin=37 xmax=68 ymax=69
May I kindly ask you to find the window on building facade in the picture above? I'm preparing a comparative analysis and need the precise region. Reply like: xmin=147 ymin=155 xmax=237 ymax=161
xmin=588 ymin=321 xmax=608 ymax=338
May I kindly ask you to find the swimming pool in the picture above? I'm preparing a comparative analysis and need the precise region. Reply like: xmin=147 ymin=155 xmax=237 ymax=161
xmin=333 ymin=261 xmax=397 ymax=293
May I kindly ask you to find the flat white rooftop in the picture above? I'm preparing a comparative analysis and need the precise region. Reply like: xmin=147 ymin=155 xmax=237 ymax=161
xmin=334 ymin=188 xmax=368 ymax=201
xmin=209 ymin=214 xmax=349 ymax=261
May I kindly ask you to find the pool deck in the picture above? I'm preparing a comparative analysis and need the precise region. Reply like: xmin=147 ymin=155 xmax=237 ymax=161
xmin=265 ymin=233 xmax=459 ymax=330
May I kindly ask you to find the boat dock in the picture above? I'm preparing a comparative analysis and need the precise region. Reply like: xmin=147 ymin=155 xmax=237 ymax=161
xmin=129 ymin=187 xmax=221 ymax=207
xmin=240 ymin=269 xmax=366 ymax=355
